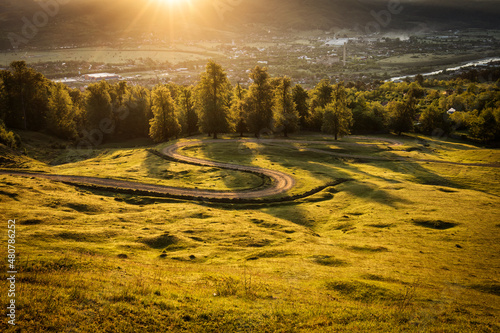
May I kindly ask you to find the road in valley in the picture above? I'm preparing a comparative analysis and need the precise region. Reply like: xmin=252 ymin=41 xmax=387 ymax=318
xmin=1 ymin=137 xmax=498 ymax=200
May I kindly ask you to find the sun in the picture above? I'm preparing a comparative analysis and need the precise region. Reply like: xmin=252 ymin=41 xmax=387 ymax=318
xmin=156 ymin=0 xmax=190 ymax=5
xmin=153 ymin=0 xmax=198 ymax=10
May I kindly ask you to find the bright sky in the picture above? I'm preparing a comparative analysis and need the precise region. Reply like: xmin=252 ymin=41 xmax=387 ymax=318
xmin=152 ymin=0 xmax=195 ymax=7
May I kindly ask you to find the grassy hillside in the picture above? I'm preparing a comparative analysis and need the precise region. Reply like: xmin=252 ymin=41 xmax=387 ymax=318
xmin=0 ymin=132 xmax=499 ymax=331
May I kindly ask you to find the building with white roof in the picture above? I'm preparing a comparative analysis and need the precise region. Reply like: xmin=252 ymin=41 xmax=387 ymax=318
xmin=84 ymin=73 xmax=120 ymax=82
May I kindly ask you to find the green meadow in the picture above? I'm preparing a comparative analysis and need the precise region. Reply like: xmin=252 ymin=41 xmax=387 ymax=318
xmin=0 ymin=132 xmax=499 ymax=332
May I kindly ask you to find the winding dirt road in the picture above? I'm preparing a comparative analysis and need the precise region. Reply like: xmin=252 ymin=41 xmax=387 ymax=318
xmin=0 ymin=139 xmax=297 ymax=200
xmin=1 ymin=137 xmax=498 ymax=200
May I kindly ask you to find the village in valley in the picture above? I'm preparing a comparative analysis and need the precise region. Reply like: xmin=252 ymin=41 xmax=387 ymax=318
xmin=2 ymin=28 xmax=500 ymax=89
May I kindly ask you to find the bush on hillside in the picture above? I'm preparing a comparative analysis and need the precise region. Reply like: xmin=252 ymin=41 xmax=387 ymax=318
xmin=0 ymin=120 xmax=21 ymax=148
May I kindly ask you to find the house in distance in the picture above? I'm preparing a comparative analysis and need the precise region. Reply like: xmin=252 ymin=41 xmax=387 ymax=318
xmin=84 ymin=73 xmax=121 ymax=82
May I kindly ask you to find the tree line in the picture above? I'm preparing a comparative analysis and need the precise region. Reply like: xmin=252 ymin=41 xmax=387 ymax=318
xmin=1 ymin=60 xmax=500 ymax=149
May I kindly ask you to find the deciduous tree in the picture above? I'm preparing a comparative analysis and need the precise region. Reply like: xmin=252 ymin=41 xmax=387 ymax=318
xmin=469 ymin=108 xmax=499 ymax=142
xmin=0 ymin=77 xmax=6 ymax=121
xmin=85 ymin=81 xmax=113 ymax=135
xmin=388 ymin=89 xmax=417 ymax=136
xmin=177 ymin=85 xmax=198 ymax=136
xmin=231 ymin=83 xmax=247 ymax=137
xmin=321 ymin=83 xmax=352 ymax=140
xmin=195 ymin=61 xmax=233 ymax=139
xmin=0 ymin=61 xmax=50 ymax=130
xmin=273 ymin=76 xmax=299 ymax=137
xmin=46 ymin=83 xmax=78 ymax=140
xmin=308 ymin=79 xmax=333 ymax=131
xmin=292 ymin=84 xmax=309 ymax=129
xmin=149 ymin=85 xmax=181 ymax=143
xmin=244 ymin=66 xmax=274 ymax=137
xmin=419 ymin=103 xmax=451 ymax=135
xmin=119 ymin=85 xmax=151 ymax=138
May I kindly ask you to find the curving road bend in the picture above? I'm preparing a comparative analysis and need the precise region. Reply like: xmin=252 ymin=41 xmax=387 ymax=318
xmin=161 ymin=140 xmax=295 ymax=199
xmin=1 ymin=138 xmax=498 ymax=200
xmin=0 ymin=139 xmax=297 ymax=200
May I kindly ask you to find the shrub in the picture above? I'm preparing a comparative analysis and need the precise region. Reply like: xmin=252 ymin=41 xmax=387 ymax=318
xmin=0 ymin=120 xmax=21 ymax=148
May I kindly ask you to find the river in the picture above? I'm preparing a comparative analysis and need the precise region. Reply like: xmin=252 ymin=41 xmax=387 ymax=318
xmin=389 ymin=57 xmax=500 ymax=82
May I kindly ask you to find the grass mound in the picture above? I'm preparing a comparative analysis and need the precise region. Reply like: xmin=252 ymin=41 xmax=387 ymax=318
xmin=190 ymin=212 xmax=212 ymax=219
xmin=349 ymin=245 xmax=389 ymax=253
xmin=0 ymin=189 xmax=19 ymax=199
xmin=412 ymin=219 xmax=458 ymax=230
xmin=311 ymin=255 xmax=348 ymax=267
xmin=325 ymin=281 xmax=394 ymax=302
xmin=301 ymin=192 xmax=334 ymax=203
xmin=360 ymin=274 xmax=398 ymax=283
xmin=65 ymin=202 xmax=101 ymax=213
xmin=366 ymin=223 xmax=393 ymax=228
xmin=250 ymin=218 xmax=282 ymax=229
xmin=20 ymin=219 xmax=44 ymax=225
xmin=234 ymin=237 xmax=271 ymax=248
xmin=139 ymin=232 xmax=180 ymax=249
xmin=246 ymin=249 xmax=290 ymax=260
xmin=23 ymin=258 xmax=78 ymax=273
xmin=333 ymin=221 xmax=356 ymax=232
xmin=469 ymin=284 xmax=500 ymax=296
xmin=438 ymin=188 xmax=458 ymax=193
xmin=0 ymin=143 xmax=45 ymax=169
xmin=57 ymin=231 xmax=117 ymax=242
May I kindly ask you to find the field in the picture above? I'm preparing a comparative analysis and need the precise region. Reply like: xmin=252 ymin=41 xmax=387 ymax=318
xmin=378 ymin=53 xmax=489 ymax=67
xmin=0 ymin=132 xmax=499 ymax=332
xmin=0 ymin=47 xmax=222 ymax=67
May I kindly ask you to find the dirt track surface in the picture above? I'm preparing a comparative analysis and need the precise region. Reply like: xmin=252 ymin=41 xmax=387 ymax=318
xmin=1 ymin=137 xmax=498 ymax=200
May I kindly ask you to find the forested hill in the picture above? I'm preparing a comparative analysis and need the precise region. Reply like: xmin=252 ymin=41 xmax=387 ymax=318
xmin=1 ymin=0 xmax=500 ymax=49
xmin=222 ymin=0 xmax=500 ymax=31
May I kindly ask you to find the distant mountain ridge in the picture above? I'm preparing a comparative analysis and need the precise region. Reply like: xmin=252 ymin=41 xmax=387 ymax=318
xmin=0 ymin=0 xmax=499 ymax=49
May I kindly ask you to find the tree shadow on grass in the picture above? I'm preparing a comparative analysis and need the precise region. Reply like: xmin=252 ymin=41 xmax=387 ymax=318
xmin=372 ymin=158 xmax=469 ymax=191
xmin=315 ymin=153 xmax=471 ymax=207
xmin=186 ymin=141 xmax=314 ymax=228
xmin=280 ymin=140 xmax=471 ymax=198
xmin=267 ymin=145 xmax=413 ymax=208
xmin=320 ymin=166 xmax=412 ymax=208
xmin=201 ymin=140 xmax=269 ymax=191
xmin=198 ymin=200 xmax=314 ymax=229
xmin=141 ymin=150 xmax=175 ymax=181
xmin=261 ymin=203 xmax=315 ymax=228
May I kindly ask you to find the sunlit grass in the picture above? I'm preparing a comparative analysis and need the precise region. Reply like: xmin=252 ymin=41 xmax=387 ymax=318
xmin=50 ymin=147 xmax=265 ymax=191
xmin=0 ymin=133 xmax=499 ymax=332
